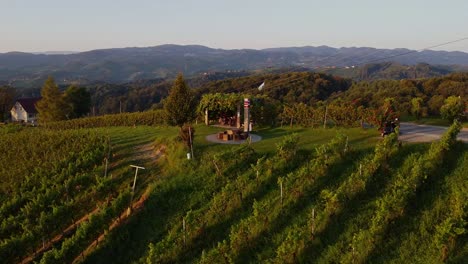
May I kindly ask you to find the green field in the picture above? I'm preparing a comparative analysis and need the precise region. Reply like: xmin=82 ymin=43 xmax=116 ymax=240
xmin=1 ymin=123 xmax=467 ymax=264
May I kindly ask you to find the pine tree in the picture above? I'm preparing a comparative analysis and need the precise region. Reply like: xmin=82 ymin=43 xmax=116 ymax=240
xmin=36 ymin=76 xmax=69 ymax=123
xmin=163 ymin=74 xmax=196 ymax=128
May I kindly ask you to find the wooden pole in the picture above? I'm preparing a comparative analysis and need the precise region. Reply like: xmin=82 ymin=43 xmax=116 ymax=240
xmin=323 ymin=106 xmax=328 ymax=129
xmin=311 ymin=208 xmax=316 ymax=238
xmin=104 ymin=158 xmax=108 ymax=177
xmin=237 ymin=104 xmax=241 ymax=128
xmin=280 ymin=180 xmax=283 ymax=207
xmin=189 ymin=126 xmax=194 ymax=160
xmin=183 ymin=217 xmax=186 ymax=247
xmin=244 ymin=98 xmax=250 ymax=133
xmin=344 ymin=136 xmax=349 ymax=153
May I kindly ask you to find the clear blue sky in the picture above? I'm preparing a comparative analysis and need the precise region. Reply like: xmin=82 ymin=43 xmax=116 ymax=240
xmin=1 ymin=0 xmax=467 ymax=52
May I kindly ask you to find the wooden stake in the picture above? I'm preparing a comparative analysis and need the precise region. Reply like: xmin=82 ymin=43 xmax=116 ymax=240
xmin=344 ymin=136 xmax=349 ymax=153
xmin=280 ymin=180 xmax=283 ymax=207
xmin=104 ymin=158 xmax=108 ymax=177
xmin=189 ymin=126 xmax=194 ymax=160
xmin=212 ymin=160 xmax=221 ymax=176
xmin=323 ymin=106 xmax=328 ymax=129
xmin=311 ymin=208 xmax=316 ymax=238
xmin=256 ymin=170 xmax=259 ymax=185
xmin=183 ymin=217 xmax=186 ymax=247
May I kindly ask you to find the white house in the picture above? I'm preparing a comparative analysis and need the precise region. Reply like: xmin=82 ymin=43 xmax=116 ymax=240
xmin=10 ymin=98 xmax=41 ymax=123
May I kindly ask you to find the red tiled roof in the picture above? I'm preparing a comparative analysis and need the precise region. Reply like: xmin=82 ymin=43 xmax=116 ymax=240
xmin=17 ymin=98 xmax=41 ymax=113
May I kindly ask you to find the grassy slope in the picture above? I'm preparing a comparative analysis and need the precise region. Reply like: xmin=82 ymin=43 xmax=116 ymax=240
xmin=81 ymin=125 xmax=466 ymax=264
xmin=96 ymin=126 xmax=172 ymax=195
xmin=81 ymin=125 xmax=376 ymax=263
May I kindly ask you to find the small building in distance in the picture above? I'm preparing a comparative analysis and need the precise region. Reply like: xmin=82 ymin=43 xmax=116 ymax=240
xmin=10 ymin=97 xmax=41 ymax=123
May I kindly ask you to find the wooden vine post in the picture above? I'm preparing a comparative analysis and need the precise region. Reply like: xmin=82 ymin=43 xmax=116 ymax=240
xmin=278 ymin=177 xmax=284 ymax=207
xmin=311 ymin=208 xmax=316 ymax=239
xmin=323 ymin=106 xmax=328 ymax=129
xmin=183 ymin=217 xmax=187 ymax=247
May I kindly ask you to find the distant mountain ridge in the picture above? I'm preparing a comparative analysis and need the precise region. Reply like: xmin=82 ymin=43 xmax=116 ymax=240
xmin=1 ymin=44 xmax=468 ymax=87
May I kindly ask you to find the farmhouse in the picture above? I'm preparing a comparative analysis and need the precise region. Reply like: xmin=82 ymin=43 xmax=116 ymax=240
xmin=10 ymin=97 xmax=41 ymax=123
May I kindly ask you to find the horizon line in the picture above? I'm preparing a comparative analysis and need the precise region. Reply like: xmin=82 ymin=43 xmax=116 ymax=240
xmin=1 ymin=43 xmax=467 ymax=55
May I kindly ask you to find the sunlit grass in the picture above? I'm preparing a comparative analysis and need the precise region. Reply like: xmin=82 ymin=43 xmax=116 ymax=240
xmin=194 ymin=124 xmax=380 ymax=154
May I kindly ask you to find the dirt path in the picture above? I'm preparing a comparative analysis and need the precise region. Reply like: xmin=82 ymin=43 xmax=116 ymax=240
xmin=399 ymin=122 xmax=468 ymax=143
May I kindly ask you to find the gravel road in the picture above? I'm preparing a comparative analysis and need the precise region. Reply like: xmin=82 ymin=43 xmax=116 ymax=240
xmin=399 ymin=122 xmax=468 ymax=143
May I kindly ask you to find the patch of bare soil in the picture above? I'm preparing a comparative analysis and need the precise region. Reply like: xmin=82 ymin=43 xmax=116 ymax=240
xmin=134 ymin=142 xmax=166 ymax=162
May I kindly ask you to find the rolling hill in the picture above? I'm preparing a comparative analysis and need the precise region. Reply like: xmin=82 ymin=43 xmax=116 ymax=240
xmin=1 ymin=44 xmax=468 ymax=87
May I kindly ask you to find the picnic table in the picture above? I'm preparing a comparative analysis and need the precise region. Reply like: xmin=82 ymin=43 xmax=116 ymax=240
xmin=217 ymin=129 xmax=249 ymax=141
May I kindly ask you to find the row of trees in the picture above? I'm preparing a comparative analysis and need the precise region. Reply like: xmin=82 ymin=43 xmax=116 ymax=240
xmin=338 ymin=74 xmax=467 ymax=119
xmin=410 ymin=95 xmax=465 ymax=121
xmin=35 ymin=73 xmax=465 ymax=134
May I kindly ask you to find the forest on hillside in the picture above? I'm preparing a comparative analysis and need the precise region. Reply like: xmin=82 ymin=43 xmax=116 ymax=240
xmin=1 ymin=70 xmax=467 ymax=124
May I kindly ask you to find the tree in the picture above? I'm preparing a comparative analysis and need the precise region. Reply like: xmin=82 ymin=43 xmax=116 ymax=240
xmin=374 ymin=97 xmax=398 ymax=129
xmin=64 ymin=85 xmax=91 ymax=118
xmin=163 ymin=74 xmax=196 ymax=128
xmin=440 ymin=96 xmax=465 ymax=122
xmin=411 ymin=97 xmax=424 ymax=120
xmin=36 ymin=77 xmax=69 ymax=123
xmin=0 ymin=86 xmax=15 ymax=122
xmin=428 ymin=95 xmax=445 ymax=115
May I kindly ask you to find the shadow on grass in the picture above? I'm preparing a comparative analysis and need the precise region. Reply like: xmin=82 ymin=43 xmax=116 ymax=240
xmin=232 ymin=153 xmax=358 ymax=263
xmin=366 ymin=143 xmax=465 ymax=263
xmin=256 ymin=127 xmax=306 ymax=140
xmin=83 ymin=174 xmax=201 ymax=264
xmin=173 ymin=164 xmax=286 ymax=263
xmin=299 ymin=143 xmax=428 ymax=262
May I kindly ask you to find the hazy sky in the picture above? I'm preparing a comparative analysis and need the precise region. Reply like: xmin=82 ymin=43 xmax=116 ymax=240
xmin=0 ymin=0 xmax=467 ymax=53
